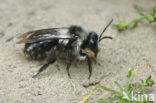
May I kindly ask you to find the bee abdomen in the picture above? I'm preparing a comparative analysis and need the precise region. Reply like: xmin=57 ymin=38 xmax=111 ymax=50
xmin=24 ymin=40 xmax=57 ymax=59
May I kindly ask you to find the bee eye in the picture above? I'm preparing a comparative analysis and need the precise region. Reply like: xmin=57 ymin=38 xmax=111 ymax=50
xmin=90 ymin=39 xmax=94 ymax=44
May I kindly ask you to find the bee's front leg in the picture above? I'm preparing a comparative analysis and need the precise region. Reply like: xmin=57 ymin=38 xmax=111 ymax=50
xmin=79 ymin=50 xmax=92 ymax=79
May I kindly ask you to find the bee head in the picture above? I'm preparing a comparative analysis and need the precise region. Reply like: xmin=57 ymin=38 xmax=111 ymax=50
xmin=87 ymin=19 xmax=113 ymax=57
xmin=87 ymin=32 xmax=99 ymax=58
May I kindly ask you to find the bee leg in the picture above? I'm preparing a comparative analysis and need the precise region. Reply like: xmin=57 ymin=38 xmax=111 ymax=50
xmin=32 ymin=64 xmax=49 ymax=78
xmin=66 ymin=50 xmax=73 ymax=78
xmin=80 ymin=51 xmax=92 ymax=79
xmin=32 ymin=47 xmax=57 ymax=78
xmin=86 ymin=55 xmax=92 ymax=79
xmin=66 ymin=62 xmax=72 ymax=78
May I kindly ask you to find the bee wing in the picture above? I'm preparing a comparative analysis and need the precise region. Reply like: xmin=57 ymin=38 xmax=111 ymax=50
xmin=26 ymin=35 xmax=73 ymax=43
xmin=16 ymin=27 xmax=68 ymax=44
xmin=17 ymin=31 xmax=33 ymax=44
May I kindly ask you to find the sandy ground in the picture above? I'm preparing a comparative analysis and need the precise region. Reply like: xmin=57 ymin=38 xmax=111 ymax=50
xmin=0 ymin=0 xmax=156 ymax=103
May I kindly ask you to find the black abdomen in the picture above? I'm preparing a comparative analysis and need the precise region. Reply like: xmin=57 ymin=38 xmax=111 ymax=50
xmin=24 ymin=40 xmax=58 ymax=59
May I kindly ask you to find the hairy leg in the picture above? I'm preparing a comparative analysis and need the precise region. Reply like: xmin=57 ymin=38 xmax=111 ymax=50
xmin=33 ymin=46 xmax=57 ymax=78
xmin=79 ymin=51 xmax=92 ymax=79
xmin=66 ymin=50 xmax=74 ymax=78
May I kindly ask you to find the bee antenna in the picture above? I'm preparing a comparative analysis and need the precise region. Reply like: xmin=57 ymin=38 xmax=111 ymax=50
xmin=99 ymin=36 xmax=112 ymax=42
xmin=99 ymin=19 xmax=113 ymax=39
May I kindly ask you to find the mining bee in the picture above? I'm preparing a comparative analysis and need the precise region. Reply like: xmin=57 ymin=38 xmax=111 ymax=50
xmin=17 ymin=19 xmax=113 ymax=79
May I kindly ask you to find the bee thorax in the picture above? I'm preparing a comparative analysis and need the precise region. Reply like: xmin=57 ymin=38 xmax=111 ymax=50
xmin=69 ymin=25 xmax=89 ymax=41
xmin=80 ymin=26 xmax=89 ymax=40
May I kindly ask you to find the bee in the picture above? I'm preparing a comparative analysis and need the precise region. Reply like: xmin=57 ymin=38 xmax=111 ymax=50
xmin=17 ymin=19 xmax=113 ymax=79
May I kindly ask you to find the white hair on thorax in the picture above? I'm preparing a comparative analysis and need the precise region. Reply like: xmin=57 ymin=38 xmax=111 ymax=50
xmin=79 ymin=26 xmax=89 ymax=41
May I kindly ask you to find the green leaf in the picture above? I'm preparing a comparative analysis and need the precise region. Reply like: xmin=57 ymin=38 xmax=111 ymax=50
xmin=125 ymin=70 xmax=136 ymax=92
xmin=98 ymin=85 xmax=122 ymax=96
xmin=98 ymin=96 xmax=121 ymax=103
xmin=114 ymin=5 xmax=156 ymax=31
xmin=114 ymin=21 xmax=128 ymax=31
xmin=137 ymin=9 xmax=153 ymax=23
xmin=152 ymin=6 xmax=156 ymax=21
xmin=141 ymin=80 xmax=144 ymax=84
xmin=128 ymin=70 xmax=132 ymax=79
xmin=145 ymin=76 xmax=155 ymax=87
xmin=114 ymin=81 xmax=123 ymax=92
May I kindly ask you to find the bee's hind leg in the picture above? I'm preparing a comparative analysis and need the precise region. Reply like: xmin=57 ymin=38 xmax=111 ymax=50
xmin=32 ymin=46 xmax=57 ymax=78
